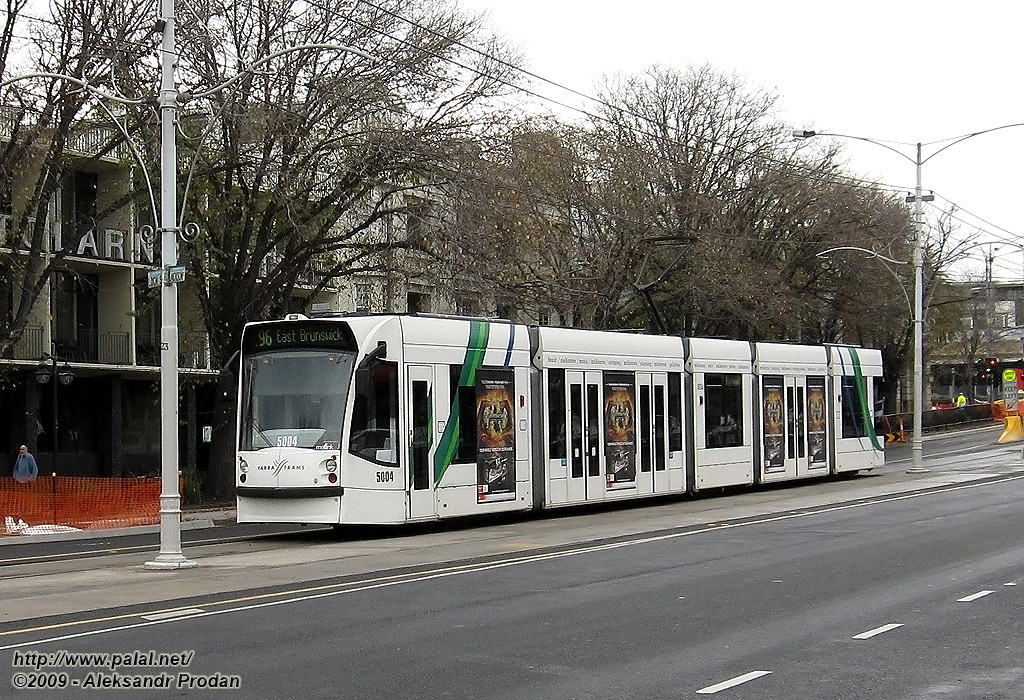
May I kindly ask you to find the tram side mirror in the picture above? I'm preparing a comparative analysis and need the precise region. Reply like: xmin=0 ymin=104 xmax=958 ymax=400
xmin=358 ymin=341 xmax=387 ymax=370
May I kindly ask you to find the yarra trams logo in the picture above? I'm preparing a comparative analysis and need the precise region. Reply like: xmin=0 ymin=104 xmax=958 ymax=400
xmin=255 ymin=459 xmax=305 ymax=477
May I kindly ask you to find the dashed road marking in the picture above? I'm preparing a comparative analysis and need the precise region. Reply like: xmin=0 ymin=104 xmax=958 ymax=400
xmin=957 ymin=590 xmax=994 ymax=602
xmin=696 ymin=670 xmax=772 ymax=694
xmin=852 ymin=623 xmax=903 ymax=640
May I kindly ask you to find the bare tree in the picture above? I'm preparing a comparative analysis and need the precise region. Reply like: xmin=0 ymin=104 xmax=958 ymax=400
xmin=127 ymin=0 xmax=524 ymax=496
xmin=0 ymin=0 xmax=153 ymax=359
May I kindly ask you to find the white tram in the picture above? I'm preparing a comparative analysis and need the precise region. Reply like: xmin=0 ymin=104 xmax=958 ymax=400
xmin=235 ymin=314 xmax=884 ymax=525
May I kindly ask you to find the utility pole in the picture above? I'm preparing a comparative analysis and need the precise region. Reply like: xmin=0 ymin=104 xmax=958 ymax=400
xmin=145 ymin=0 xmax=195 ymax=570
xmin=905 ymin=143 xmax=928 ymax=473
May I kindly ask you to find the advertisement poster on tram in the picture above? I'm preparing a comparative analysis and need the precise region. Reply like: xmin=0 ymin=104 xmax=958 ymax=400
xmin=603 ymin=374 xmax=636 ymax=487
xmin=476 ymin=369 xmax=516 ymax=502
xmin=762 ymin=376 xmax=785 ymax=472
xmin=807 ymin=377 xmax=827 ymax=467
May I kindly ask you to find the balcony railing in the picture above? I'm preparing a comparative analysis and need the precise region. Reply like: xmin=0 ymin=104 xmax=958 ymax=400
xmin=11 ymin=327 xmax=135 ymax=364
xmin=54 ymin=330 xmax=131 ymax=364
xmin=12 ymin=326 xmax=43 ymax=360
xmin=0 ymin=112 xmax=129 ymax=161
xmin=68 ymin=127 xmax=130 ymax=161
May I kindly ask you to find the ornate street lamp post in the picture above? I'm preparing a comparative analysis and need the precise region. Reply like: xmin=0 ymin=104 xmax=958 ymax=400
xmin=34 ymin=353 xmax=74 ymax=479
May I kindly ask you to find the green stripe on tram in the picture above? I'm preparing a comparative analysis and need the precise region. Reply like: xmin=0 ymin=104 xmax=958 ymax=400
xmin=849 ymin=348 xmax=883 ymax=452
xmin=433 ymin=320 xmax=490 ymax=484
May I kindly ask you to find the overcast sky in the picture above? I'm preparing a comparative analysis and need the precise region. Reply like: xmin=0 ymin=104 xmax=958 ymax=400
xmin=458 ymin=0 xmax=1024 ymax=280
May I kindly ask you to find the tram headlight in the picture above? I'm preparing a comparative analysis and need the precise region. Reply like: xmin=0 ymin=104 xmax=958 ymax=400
xmin=325 ymin=456 xmax=338 ymax=473
xmin=239 ymin=459 xmax=248 ymax=474
xmin=328 ymin=472 xmax=338 ymax=484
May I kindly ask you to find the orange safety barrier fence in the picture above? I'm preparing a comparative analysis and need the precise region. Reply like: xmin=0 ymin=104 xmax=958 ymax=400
xmin=0 ymin=476 xmax=168 ymax=536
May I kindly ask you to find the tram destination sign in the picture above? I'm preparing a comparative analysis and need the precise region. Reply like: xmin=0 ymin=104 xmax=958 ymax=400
xmin=243 ymin=321 xmax=356 ymax=353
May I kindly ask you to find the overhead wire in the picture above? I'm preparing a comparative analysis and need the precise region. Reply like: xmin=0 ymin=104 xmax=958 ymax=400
xmin=4 ymin=0 xmax=1002 ymax=272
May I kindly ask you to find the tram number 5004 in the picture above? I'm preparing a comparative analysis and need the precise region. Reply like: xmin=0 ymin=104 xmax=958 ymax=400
xmin=376 ymin=471 xmax=395 ymax=483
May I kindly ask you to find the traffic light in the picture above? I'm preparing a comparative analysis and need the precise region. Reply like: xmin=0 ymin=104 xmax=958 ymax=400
xmin=985 ymin=358 xmax=998 ymax=375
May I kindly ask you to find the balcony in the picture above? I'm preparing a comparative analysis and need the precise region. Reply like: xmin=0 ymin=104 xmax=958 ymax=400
xmin=53 ymin=330 xmax=131 ymax=364
xmin=10 ymin=327 xmax=133 ymax=364
xmin=68 ymin=127 xmax=130 ymax=161
xmin=0 ymin=112 xmax=129 ymax=161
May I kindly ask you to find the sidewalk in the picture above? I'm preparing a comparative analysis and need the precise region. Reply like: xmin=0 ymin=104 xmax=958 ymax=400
xmin=2 ymin=443 xmax=1022 ymax=627
xmin=0 ymin=506 xmax=235 ymax=546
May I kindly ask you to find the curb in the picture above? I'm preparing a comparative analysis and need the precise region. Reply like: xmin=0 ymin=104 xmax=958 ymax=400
xmin=0 ymin=517 xmax=217 ymax=546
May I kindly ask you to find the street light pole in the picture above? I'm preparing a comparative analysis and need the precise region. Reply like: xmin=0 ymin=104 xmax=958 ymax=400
xmin=795 ymin=129 xmax=930 ymax=473
xmin=795 ymin=125 xmax=1024 ymax=472
xmin=909 ymin=143 xmax=926 ymax=473
xmin=3 ymin=17 xmax=372 ymax=569
xmin=145 ymin=0 xmax=195 ymax=570
xmin=34 ymin=353 xmax=74 ymax=480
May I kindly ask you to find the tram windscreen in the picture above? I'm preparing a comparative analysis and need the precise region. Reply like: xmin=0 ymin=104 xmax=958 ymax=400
xmin=240 ymin=347 xmax=357 ymax=451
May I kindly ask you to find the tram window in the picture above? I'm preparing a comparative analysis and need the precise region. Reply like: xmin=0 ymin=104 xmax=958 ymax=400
xmin=654 ymin=384 xmax=666 ymax=471
xmin=240 ymin=351 xmax=353 ymax=451
xmin=668 ymin=373 xmax=682 ymax=452
xmin=586 ymin=383 xmax=600 ymax=477
xmin=349 ymin=361 xmax=399 ymax=465
xmin=841 ymin=376 xmax=868 ymax=438
xmin=705 ymin=373 xmax=743 ymax=448
xmin=570 ymin=385 xmax=583 ymax=479
xmin=547 ymin=369 xmax=567 ymax=460
xmin=411 ymin=380 xmax=430 ymax=490
xmin=449 ymin=365 xmax=478 ymax=463
xmin=639 ymin=385 xmax=652 ymax=473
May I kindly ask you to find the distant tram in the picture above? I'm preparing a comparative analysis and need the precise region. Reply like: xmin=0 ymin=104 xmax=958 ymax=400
xmin=234 ymin=314 xmax=883 ymax=525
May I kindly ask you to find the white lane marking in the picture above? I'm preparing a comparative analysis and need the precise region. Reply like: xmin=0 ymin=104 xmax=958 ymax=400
xmin=140 ymin=608 xmax=205 ymax=621
xmin=4 ymin=474 xmax=1023 ymax=649
xmin=958 ymin=590 xmax=994 ymax=602
xmin=852 ymin=623 xmax=903 ymax=639
xmin=696 ymin=671 xmax=772 ymax=694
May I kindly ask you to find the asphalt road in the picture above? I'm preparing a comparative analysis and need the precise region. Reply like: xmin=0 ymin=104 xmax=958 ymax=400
xmin=1 ymin=428 xmax=1022 ymax=699
xmin=0 ymin=422 xmax=1011 ymax=567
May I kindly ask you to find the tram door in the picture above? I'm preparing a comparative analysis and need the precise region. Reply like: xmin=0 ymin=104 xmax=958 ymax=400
xmin=783 ymin=376 xmax=809 ymax=477
xmin=566 ymin=370 xmax=604 ymax=502
xmin=635 ymin=373 xmax=670 ymax=495
xmin=407 ymin=365 xmax=436 ymax=519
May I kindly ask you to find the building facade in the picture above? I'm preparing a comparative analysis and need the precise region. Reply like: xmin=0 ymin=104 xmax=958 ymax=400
xmin=0 ymin=123 xmax=221 ymax=479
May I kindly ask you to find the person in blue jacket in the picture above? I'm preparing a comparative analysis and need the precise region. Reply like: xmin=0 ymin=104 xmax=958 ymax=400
xmin=13 ymin=445 xmax=38 ymax=483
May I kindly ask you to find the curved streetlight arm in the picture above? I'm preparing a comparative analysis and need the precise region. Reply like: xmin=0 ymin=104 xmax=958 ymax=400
xmin=922 ymin=122 xmax=1024 ymax=165
xmin=795 ymin=123 xmax=1024 ymax=168
xmin=0 ymin=71 xmax=160 ymax=230
xmin=0 ymin=72 xmax=149 ymax=105
xmin=817 ymin=246 xmax=913 ymax=316
xmin=792 ymin=129 xmax=917 ymax=166
xmin=815 ymin=245 xmax=908 ymax=266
